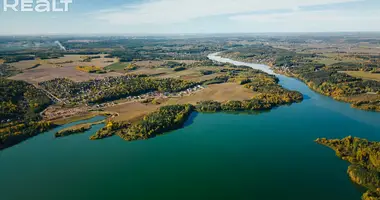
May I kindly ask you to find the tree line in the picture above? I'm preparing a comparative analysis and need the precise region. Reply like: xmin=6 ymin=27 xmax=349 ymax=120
xmin=39 ymin=76 xmax=198 ymax=104
xmin=316 ymin=136 xmax=380 ymax=200
xmin=0 ymin=78 xmax=54 ymax=150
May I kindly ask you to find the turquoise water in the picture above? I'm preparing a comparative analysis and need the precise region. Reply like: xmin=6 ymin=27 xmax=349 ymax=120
xmin=0 ymin=56 xmax=379 ymax=200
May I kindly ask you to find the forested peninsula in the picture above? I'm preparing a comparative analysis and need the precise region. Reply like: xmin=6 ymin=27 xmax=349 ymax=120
xmin=316 ymin=137 xmax=380 ymax=200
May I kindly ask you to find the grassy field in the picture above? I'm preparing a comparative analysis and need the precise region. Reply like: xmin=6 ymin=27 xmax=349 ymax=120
xmin=133 ymin=60 xmax=198 ymax=68
xmin=338 ymin=93 xmax=380 ymax=111
xmin=157 ymin=67 xmax=224 ymax=81
xmin=312 ymin=53 xmax=364 ymax=66
xmin=341 ymin=71 xmax=380 ymax=81
xmin=105 ymin=60 xmax=200 ymax=72
xmin=9 ymin=54 xmax=118 ymax=70
xmin=7 ymin=57 xmax=205 ymax=84
xmin=340 ymin=93 xmax=380 ymax=102
xmin=51 ymin=112 xmax=101 ymax=125
xmin=126 ymin=67 xmax=173 ymax=77
xmin=8 ymin=54 xmax=122 ymax=83
xmin=105 ymin=83 xmax=257 ymax=123
xmin=44 ymin=54 xmax=118 ymax=68
xmin=166 ymin=83 xmax=257 ymax=105
xmin=51 ymin=111 xmax=112 ymax=125
xmin=9 ymin=66 xmax=122 ymax=83
xmin=126 ymin=66 xmax=225 ymax=82
xmin=104 ymin=62 xmax=130 ymax=71
xmin=9 ymin=59 xmax=42 ymax=70
xmin=76 ymin=65 xmax=105 ymax=73
xmin=105 ymin=102 xmax=161 ymax=122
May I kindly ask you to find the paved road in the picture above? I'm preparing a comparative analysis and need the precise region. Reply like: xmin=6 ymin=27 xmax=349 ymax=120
xmin=33 ymin=84 xmax=64 ymax=104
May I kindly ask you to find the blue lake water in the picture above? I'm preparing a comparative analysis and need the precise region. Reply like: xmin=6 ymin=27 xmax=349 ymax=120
xmin=0 ymin=55 xmax=379 ymax=200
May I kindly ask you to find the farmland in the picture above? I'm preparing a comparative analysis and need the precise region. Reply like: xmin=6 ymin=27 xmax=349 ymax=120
xmin=8 ymin=54 xmax=121 ymax=83
xmin=341 ymin=71 xmax=380 ymax=82
xmin=2 ymin=33 xmax=379 ymax=150
xmin=220 ymin=37 xmax=380 ymax=112
xmin=166 ymin=83 xmax=257 ymax=105
xmin=9 ymin=65 xmax=122 ymax=84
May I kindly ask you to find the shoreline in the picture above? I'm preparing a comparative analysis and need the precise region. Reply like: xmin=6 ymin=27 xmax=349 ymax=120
xmin=212 ymin=52 xmax=379 ymax=112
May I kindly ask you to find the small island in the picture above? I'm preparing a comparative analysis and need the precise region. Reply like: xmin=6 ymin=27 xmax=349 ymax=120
xmin=55 ymin=120 xmax=104 ymax=138
xmin=316 ymin=136 xmax=380 ymax=200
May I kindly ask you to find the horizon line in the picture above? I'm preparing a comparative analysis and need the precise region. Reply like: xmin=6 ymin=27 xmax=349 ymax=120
xmin=1 ymin=31 xmax=380 ymax=37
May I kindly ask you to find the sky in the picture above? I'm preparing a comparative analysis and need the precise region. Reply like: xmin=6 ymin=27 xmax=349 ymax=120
xmin=0 ymin=0 xmax=379 ymax=35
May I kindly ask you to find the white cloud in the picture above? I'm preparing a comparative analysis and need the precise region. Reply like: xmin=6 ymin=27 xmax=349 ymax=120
xmin=229 ymin=10 xmax=380 ymax=32
xmin=95 ymin=0 xmax=362 ymax=25
xmin=229 ymin=10 xmax=380 ymax=22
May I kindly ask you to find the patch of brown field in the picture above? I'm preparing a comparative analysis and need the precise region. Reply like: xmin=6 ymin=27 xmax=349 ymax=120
xmin=127 ymin=66 xmax=223 ymax=82
xmin=313 ymin=56 xmax=363 ymax=66
xmin=43 ymin=55 xmax=83 ymax=64
xmin=49 ymin=54 xmax=118 ymax=68
xmin=169 ymin=67 xmax=226 ymax=82
xmin=102 ymin=83 xmax=255 ymax=123
xmin=349 ymin=46 xmax=380 ymax=54
xmin=59 ymin=83 xmax=256 ymax=124
xmin=133 ymin=60 xmax=199 ymax=68
xmin=10 ymin=54 xmax=118 ymax=71
xmin=81 ymin=56 xmax=118 ymax=68
xmin=0 ymin=59 xmax=4 ymax=64
xmin=10 ymin=59 xmax=41 ymax=70
xmin=127 ymin=68 xmax=173 ymax=76
xmin=339 ymin=93 xmax=380 ymax=103
xmin=9 ymin=65 xmax=123 ymax=84
xmin=180 ymin=73 xmax=222 ymax=82
xmin=155 ymin=68 xmax=200 ymax=79
xmin=133 ymin=61 xmax=165 ymax=68
xmin=42 ymin=105 xmax=89 ymax=121
xmin=51 ymin=112 xmax=102 ymax=125
xmin=164 ymin=71 xmax=224 ymax=82
xmin=105 ymin=102 xmax=161 ymax=122
xmin=296 ymin=43 xmax=380 ymax=54
xmin=340 ymin=71 xmax=380 ymax=81
xmin=168 ymin=60 xmax=199 ymax=64
xmin=10 ymin=55 xmax=84 ymax=70
xmin=166 ymin=83 xmax=257 ymax=105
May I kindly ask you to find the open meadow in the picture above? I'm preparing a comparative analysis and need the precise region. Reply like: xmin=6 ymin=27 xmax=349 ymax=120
xmin=105 ymin=101 xmax=161 ymax=122
xmin=9 ymin=66 xmax=122 ymax=84
xmin=340 ymin=71 xmax=380 ymax=82
xmin=166 ymin=83 xmax=257 ymax=105
xmin=103 ymin=82 xmax=257 ymax=123
xmin=8 ymin=54 xmax=122 ymax=83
